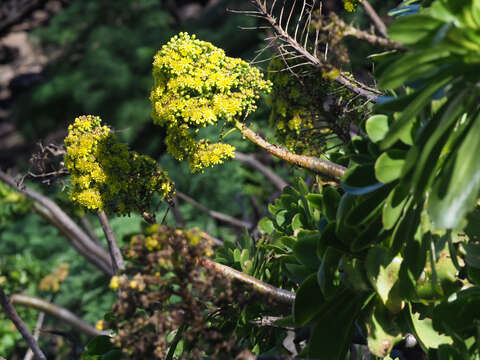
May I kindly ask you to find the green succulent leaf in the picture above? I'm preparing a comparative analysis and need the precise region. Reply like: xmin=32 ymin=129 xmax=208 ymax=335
xmin=293 ymin=273 xmax=324 ymax=326
xmin=427 ymin=111 xmax=480 ymax=230
xmin=366 ymin=114 xmax=389 ymax=143
xmin=375 ymin=150 xmax=406 ymax=183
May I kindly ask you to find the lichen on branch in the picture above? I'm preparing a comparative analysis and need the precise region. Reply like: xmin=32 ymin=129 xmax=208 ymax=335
xmin=150 ymin=32 xmax=271 ymax=173
xmin=64 ymin=115 xmax=173 ymax=215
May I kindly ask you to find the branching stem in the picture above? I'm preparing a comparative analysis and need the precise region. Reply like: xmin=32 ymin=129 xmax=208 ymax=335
xmin=361 ymin=0 xmax=388 ymax=38
xmin=176 ymin=191 xmax=252 ymax=229
xmin=235 ymin=121 xmax=347 ymax=180
xmin=98 ymin=210 xmax=125 ymax=274
xmin=235 ymin=151 xmax=288 ymax=190
xmin=0 ymin=286 xmax=47 ymax=360
xmin=11 ymin=294 xmax=107 ymax=337
xmin=200 ymin=258 xmax=295 ymax=305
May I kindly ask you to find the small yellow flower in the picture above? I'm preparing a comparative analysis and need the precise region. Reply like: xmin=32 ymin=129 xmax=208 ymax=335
xmin=96 ymin=320 xmax=105 ymax=331
xmin=145 ymin=236 xmax=159 ymax=251
xmin=110 ymin=276 xmax=120 ymax=291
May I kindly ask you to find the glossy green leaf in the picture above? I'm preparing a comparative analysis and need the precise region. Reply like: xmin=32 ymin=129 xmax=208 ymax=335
xmin=308 ymin=290 xmax=367 ymax=359
xmin=415 ymin=247 xmax=461 ymax=301
xmin=293 ymin=273 xmax=324 ymax=326
xmin=411 ymin=89 xmax=470 ymax=198
xmin=346 ymin=184 xmax=392 ymax=227
xmin=293 ymin=230 xmax=321 ymax=269
xmin=279 ymin=236 xmax=297 ymax=251
xmin=388 ymin=15 xmax=444 ymax=46
xmin=383 ymin=184 xmax=409 ymax=230
xmin=317 ymin=247 xmax=342 ymax=300
xmin=409 ymin=311 xmax=453 ymax=350
xmin=380 ymin=74 xmax=454 ymax=149
xmin=366 ymin=302 xmax=402 ymax=357
xmin=343 ymin=258 xmax=371 ymax=293
xmin=378 ymin=48 xmax=450 ymax=89
xmin=306 ymin=193 xmax=323 ymax=211
xmin=322 ymin=186 xmax=341 ymax=221
xmin=366 ymin=114 xmax=389 ymax=143
xmin=275 ymin=209 xmax=288 ymax=227
xmin=342 ymin=164 xmax=379 ymax=190
xmin=366 ymin=247 xmax=404 ymax=313
xmin=463 ymin=242 xmax=480 ymax=269
xmin=433 ymin=287 xmax=480 ymax=334
xmin=285 ymin=263 xmax=312 ymax=283
xmin=375 ymin=150 xmax=406 ymax=183
xmin=258 ymin=217 xmax=274 ymax=235
xmin=401 ymin=211 xmax=426 ymax=281
xmin=318 ymin=222 xmax=341 ymax=258
xmin=428 ymin=111 xmax=480 ymax=229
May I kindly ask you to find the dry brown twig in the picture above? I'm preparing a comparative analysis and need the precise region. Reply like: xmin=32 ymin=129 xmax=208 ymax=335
xmin=176 ymin=191 xmax=252 ymax=229
xmin=234 ymin=151 xmax=288 ymax=190
xmin=361 ymin=0 xmax=388 ymax=38
xmin=235 ymin=121 xmax=347 ymax=180
xmin=230 ymin=0 xmax=388 ymax=102
xmin=23 ymin=294 xmax=50 ymax=360
xmin=98 ymin=210 xmax=125 ymax=274
xmin=11 ymin=294 xmax=107 ymax=337
xmin=200 ymin=258 xmax=295 ymax=305
xmin=327 ymin=13 xmax=402 ymax=50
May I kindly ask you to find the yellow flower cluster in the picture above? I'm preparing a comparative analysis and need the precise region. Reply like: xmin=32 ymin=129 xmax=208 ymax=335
xmin=343 ymin=0 xmax=361 ymax=12
xmin=150 ymin=32 xmax=271 ymax=172
xmin=267 ymin=59 xmax=326 ymax=156
xmin=189 ymin=141 xmax=236 ymax=173
xmin=95 ymin=320 xmax=105 ymax=331
xmin=64 ymin=115 xmax=174 ymax=215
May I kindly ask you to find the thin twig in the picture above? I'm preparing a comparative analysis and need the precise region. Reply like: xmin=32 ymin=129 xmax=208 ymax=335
xmin=11 ymin=294 xmax=107 ymax=337
xmin=251 ymin=315 xmax=294 ymax=330
xmin=330 ymin=13 xmax=402 ymax=50
xmin=234 ymin=152 xmax=288 ymax=191
xmin=176 ymin=191 xmax=252 ymax=229
xmin=0 ymin=170 xmax=113 ymax=275
xmin=171 ymin=195 xmax=186 ymax=228
xmin=199 ymin=231 xmax=224 ymax=247
xmin=24 ymin=296 xmax=48 ymax=360
xmin=200 ymin=258 xmax=295 ymax=305
xmin=0 ymin=286 xmax=47 ymax=360
xmin=98 ymin=211 xmax=125 ymax=274
xmin=361 ymin=0 xmax=388 ymax=38
xmin=235 ymin=121 xmax=347 ymax=180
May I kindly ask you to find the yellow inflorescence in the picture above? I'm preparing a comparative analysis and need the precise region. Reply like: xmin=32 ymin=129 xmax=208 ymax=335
xmin=150 ymin=32 xmax=271 ymax=172
xmin=109 ymin=275 xmax=121 ymax=291
xmin=64 ymin=115 xmax=174 ymax=215
xmin=96 ymin=320 xmax=105 ymax=331
xmin=343 ymin=0 xmax=361 ymax=12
